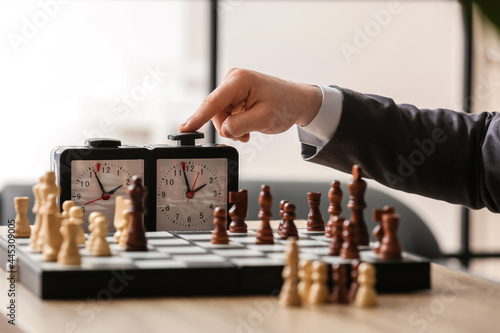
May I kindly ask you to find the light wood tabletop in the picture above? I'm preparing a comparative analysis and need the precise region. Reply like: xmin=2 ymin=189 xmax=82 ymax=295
xmin=1 ymin=223 xmax=500 ymax=333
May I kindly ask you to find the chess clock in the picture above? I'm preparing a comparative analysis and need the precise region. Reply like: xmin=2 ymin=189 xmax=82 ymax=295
xmin=153 ymin=132 xmax=238 ymax=231
xmin=51 ymin=139 xmax=148 ymax=232
xmin=51 ymin=132 xmax=239 ymax=232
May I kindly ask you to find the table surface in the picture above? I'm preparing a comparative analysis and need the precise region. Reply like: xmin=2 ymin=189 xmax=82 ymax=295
xmin=1 ymin=223 xmax=500 ymax=333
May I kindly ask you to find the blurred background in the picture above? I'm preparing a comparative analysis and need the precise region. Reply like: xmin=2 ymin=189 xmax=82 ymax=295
xmin=0 ymin=0 xmax=499 ymax=281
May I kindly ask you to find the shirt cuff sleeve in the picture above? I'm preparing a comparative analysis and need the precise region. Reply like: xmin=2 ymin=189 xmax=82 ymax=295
xmin=297 ymin=85 xmax=343 ymax=149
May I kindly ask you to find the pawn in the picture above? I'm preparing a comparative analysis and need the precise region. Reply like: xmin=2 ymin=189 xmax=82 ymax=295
xmin=379 ymin=213 xmax=402 ymax=260
xmin=308 ymin=261 xmax=330 ymax=304
xmin=67 ymin=206 xmax=86 ymax=244
xmin=325 ymin=181 xmax=342 ymax=238
xmin=14 ymin=197 xmax=31 ymax=238
xmin=256 ymin=185 xmax=274 ymax=245
xmin=211 ymin=207 xmax=229 ymax=244
xmin=354 ymin=263 xmax=377 ymax=308
xmin=92 ymin=216 xmax=111 ymax=256
xmin=277 ymin=200 xmax=288 ymax=237
xmin=340 ymin=219 xmax=360 ymax=260
xmin=62 ymin=200 xmax=75 ymax=219
xmin=280 ymin=202 xmax=298 ymax=240
xmin=42 ymin=194 xmax=64 ymax=262
xmin=298 ymin=259 xmax=312 ymax=302
xmin=86 ymin=211 xmax=102 ymax=251
xmin=57 ymin=221 xmax=81 ymax=266
xmin=119 ymin=209 xmax=132 ymax=248
xmin=306 ymin=192 xmax=325 ymax=231
xmin=328 ymin=215 xmax=345 ymax=256
xmin=228 ymin=190 xmax=248 ymax=233
xmin=348 ymin=259 xmax=361 ymax=302
xmin=278 ymin=238 xmax=301 ymax=307
xmin=331 ymin=263 xmax=349 ymax=304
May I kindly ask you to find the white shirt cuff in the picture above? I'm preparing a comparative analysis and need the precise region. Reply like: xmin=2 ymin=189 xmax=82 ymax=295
xmin=297 ymin=85 xmax=343 ymax=149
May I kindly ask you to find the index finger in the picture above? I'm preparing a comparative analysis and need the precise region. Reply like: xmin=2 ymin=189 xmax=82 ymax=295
xmin=179 ymin=70 xmax=252 ymax=132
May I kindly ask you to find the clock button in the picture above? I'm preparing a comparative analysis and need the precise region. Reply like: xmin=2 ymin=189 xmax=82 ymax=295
xmin=85 ymin=138 xmax=122 ymax=148
xmin=168 ymin=131 xmax=204 ymax=146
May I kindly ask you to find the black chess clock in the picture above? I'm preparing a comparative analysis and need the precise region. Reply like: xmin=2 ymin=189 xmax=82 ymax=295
xmin=51 ymin=132 xmax=238 ymax=232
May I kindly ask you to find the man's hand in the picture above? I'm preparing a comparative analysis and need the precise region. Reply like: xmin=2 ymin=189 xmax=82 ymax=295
xmin=179 ymin=68 xmax=323 ymax=142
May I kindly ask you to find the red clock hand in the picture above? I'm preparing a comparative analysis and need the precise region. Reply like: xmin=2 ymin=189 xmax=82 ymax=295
xmin=187 ymin=172 xmax=200 ymax=202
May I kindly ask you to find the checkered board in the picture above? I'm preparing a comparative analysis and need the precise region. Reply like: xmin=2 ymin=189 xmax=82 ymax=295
xmin=0 ymin=230 xmax=430 ymax=299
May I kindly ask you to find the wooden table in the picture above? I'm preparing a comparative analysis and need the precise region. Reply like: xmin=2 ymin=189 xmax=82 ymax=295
xmin=1 ymin=224 xmax=500 ymax=333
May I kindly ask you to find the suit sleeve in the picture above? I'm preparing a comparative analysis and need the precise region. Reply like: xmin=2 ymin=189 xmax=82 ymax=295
xmin=301 ymin=86 xmax=500 ymax=213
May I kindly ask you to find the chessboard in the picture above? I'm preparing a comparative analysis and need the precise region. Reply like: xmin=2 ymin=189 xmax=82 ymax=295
xmin=0 ymin=228 xmax=430 ymax=300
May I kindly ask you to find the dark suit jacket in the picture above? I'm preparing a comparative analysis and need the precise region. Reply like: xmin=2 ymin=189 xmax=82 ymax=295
xmin=301 ymin=87 xmax=500 ymax=213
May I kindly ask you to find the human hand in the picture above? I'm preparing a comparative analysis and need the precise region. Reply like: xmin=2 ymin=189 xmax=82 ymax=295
xmin=179 ymin=68 xmax=322 ymax=142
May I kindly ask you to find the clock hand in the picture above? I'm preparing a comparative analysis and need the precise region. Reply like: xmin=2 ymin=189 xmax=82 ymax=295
xmin=192 ymin=183 xmax=207 ymax=194
xmin=107 ymin=184 xmax=123 ymax=194
xmin=93 ymin=168 xmax=107 ymax=194
xmin=186 ymin=172 xmax=200 ymax=202
xmin=181 ymin=162 xmax=191 ymax=192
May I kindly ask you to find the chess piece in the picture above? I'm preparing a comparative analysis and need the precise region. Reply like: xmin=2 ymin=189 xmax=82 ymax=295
xmin=14 ymin=197 xmax=31 ymax=238
xmin=119 ymin=209 xmax=132 ymax=247
xmin=379 ymin=213 xmax=402 ymax=260
xmin=86 ymin=211 xmax=102 ymax=251
xmin=354 ymin=263 xmax=377 ymax=308
xmin=62 ymin=200 xmax=75 ymax=219
xmin=211 ymin=207 xmax=229 ymax=244
xmin=298 ymin=259 xmax=312 ymax=302
xmin=325 ymin=181 xmax=342 ymax=238
xmin=280 ymin=202 xmax=298 ymax=240
xmin=306 ymin=192 xmax=325 ymax=231
xmin=340 ymin=219 xmax=360 ymax=260
xmin=255 ymin=185 xmax=274 ymax=245
xmin=30 ymin=177 xmax=43 ymax=250
xmin=37 ymin=171 xmax=60 ymax=252
xmin=126 ymin=176 xmax=148 ymax=252
xmin=42 ymin=194 xmax=64 ymax=262
xmin=92 ymin=216 xmax=112 ymax=256
xmin=278 ymin=238 xmax=301 ymax=307
xmin=308 ymin=261 xmax=330 ymax=304
xmin=58 ymin=218 xmax=81 ymax=266
xmin=348 ymin=259 xmax=361 ymax=302
xmin=347 ymin=165 xmax=369 ymax=245
xmin=277 ymin=200 xmax=288 ymax=237
xmin=229 ymin=189 xmax=248 ymax=233
xmin=372 ymin=206 xmax=395 ymax=254
xmin=328 ymin=215 xmax=345 ymax=256
xmin=113 ymin=196 xmax=127 ymax=243
xmin=67 ymin=206 xmax=86 ymax=244
xmin=331 ymin=263 xmax=349 ymax=304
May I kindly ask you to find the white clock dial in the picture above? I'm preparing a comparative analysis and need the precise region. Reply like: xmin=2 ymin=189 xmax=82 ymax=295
xmin=156 ymin=158 xmax=227 ymax=231
xmin=71 ymin=160 xmax=144 ymax=232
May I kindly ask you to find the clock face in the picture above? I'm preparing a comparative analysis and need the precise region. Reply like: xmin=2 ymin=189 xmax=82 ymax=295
xmin=71 ymin=159 xmax=144 ymax=232
xmin=156 ymin=158 xmax=227 ymax=231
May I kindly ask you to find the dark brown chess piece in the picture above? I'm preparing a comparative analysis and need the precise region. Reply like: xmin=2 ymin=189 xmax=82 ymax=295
xmin=328 ymin=215 xmax=345 ymax=256
xmin=306 ymin=192 xmax=325 ymax=231
xmin=372 ymin=206 xmax=395 ymax=254
xmin=348 ymin=259 xmax=361 ymax=302
xmin=331 ymin=264 xmax=349 ymax=304
xmin=256 ymin=185 xmax=274 ymax=245
xmin=277 ymin=200 xmax=288 ymax=237
xmin=126 ymin=176 xmax=148 ymax=252
xmin=347 ymin=165 xmax=369 ymax=246
xmin=325 ymin=181 xmax=342 ymax=238
xmin=229 ymin=189 xmax=248 ymax=233
xmin=211 ymin=207 xmax=229 ymax=244
xmin=379 ymin=213 xmax=402 ymax=259
xmin=340 ymin=219 xmax=360 ymax=259
xmin=280 ymin=202 xmax=298 ymax=240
